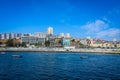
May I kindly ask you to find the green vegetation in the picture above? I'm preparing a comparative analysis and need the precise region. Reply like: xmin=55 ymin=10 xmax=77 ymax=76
xmin=58 ymin=40 xmax=62 ymax=45
xmin=21 ymin=42 xmax=27 ymax=47
xmin=71 ymin=39 xmax=75 ymax=42
xmin=6 ymin=39 xmax=21 ymax=47
xmin=45 ymin=40 xmax=50 ymax=47
xmin=34 ymin=43 xmax=39 ymax=46
xmin=79 ymin=42 xmax=84 ymax=48
xmin=97 ymin=46 xmax=101 ymax=48
xmin=6 ymin=39 xmax=14 ymax=47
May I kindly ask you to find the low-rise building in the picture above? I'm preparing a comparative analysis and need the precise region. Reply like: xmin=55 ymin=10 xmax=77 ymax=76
xmin=38 ymin=38 xmax=46 ymax=46
xmin=21 ymin=36 xmax=37 ymax=44
xmin=29 ymin=36 xmax=37 ymax=44
xmin=55 ymin=38 xmax=62 ymax=47
xmin=80 ymin=39 xmax=91 ymax=47
xmin=21 ymin=36 xmax=29 ymax=43
xmin=21 ymin=36 xmax=46 ymax=46
xmin=62 ymin=38 xmax=70 ymax=47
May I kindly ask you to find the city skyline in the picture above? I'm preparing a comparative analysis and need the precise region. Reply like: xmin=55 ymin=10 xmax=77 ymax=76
xmin=0 ymin=0 xmax=120 ymax=40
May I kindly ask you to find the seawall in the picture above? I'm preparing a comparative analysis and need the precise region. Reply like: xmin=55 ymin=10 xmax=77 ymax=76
xmin=0 ymin=47 xmax=120 ymax=54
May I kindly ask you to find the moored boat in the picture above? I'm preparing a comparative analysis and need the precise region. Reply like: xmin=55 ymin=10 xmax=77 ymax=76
xmin=12 ymin=55 xmax=23 ymax=58
xmin=80 ymin=56 xmax=88 ymax=59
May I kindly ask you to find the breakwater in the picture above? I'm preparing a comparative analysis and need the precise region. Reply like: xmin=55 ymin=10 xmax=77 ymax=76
xmin=0 ymin=47 xmax=120 ymax=53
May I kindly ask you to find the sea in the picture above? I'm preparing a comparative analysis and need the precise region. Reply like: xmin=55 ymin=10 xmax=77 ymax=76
xmin=0 ymin=52 xmax=120 ymax=80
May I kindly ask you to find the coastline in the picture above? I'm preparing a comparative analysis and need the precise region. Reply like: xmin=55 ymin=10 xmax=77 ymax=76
xmin=0 ymin=47 xmax=120 ymax=54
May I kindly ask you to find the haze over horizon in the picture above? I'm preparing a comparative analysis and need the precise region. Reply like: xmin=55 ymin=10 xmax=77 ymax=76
xmin=0 ymin=0 xmax=120 ymax=40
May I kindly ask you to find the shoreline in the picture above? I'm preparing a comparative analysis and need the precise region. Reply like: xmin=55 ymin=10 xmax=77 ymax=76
xmin=0 ymin=47 xmax=120 ymax=54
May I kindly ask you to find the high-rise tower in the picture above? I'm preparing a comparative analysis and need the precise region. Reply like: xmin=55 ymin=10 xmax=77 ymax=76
xmin=47 ymin=27 xmax=53 ymax=35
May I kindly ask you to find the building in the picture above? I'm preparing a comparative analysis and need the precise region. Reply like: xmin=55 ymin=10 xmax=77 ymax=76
xmin=116 ymin=42 xmax=120 ymax=48
xmin=23 ymin=33 xmax=33 ymax=37
xmin=61 ymin=38 xmax=70 ymax=46
xmin=65 ymin=33 xmax=70 ymax=38
xmin=21 ymin=36 xmax=29 ymax=43
xmin=29 ymin=36 xmax=37 ymax=44
xmin=0 ymin=34 xmax=5 ymax=39
xmin=55 ymin=38 xmax=62 ymax=47
xmin=0 ymin=33 xmax=22 ymax=40
xmin=21 ymin=36 xmax=45 ymax=46
xmin=46 ymin=35 xmax=56 ymax=47
xmin=9 ymin=33 xmax=15 ymax=39
xmin=5 ymin=33 xmax=10 ymax=39
xmin=16 ymin=33 xmax=22 ymax=39
xmin=80 ymin=39 xmax=88 ymax=46
xmin=47 ymin=27 xmax=53 ymax=35
xmin=21 ymin=36 xmax=37 ymax=44
xmin=37 ymin=38 xmax=46 ymax=46
xmin=34 ymin=32 xmax=46 ymax=38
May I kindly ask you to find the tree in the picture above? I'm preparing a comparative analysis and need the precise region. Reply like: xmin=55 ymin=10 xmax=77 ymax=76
xmin=114 ymin=44 xmax=117 ymax=48
xmin=79 ymin=42 xmax=84 ymax=48
xmin=0 ymin=42 xmax=2 ymax=45
xmin=58 ymin=40 xmax=62 ymax=44
xmin=71 ymin=39 xmax=75 ymax=42
xmin=71 ymin=39 xmax=76 ymax=46
xmin=15 ymin=42 xmax=21 ymax=47
xmin=34 ymin=43 xmax=39 ymax=46
xmin=21 ymin=42 xmax=27 ymax=47
xmin=6 ymin=39 xmax=14 ymax=47
xmin=45 ymin=40 xmax=50 ymax=47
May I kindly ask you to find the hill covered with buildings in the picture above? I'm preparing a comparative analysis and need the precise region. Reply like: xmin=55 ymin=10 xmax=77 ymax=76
xmin=0 ymin=27 xmax=120 ymax=49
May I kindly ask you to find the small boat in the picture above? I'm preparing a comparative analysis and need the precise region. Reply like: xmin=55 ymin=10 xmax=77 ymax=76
xmin=0 ymin=52 xmax=6 ymax=54
xmin=12 ymin=55 xmax=23 ymax=58
xmin=80 ymin=56 xmax=88 ymax=59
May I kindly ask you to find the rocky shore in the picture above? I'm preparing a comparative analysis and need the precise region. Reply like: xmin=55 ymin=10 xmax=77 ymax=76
xmin=0 ymin=47 xmax=120 ymax=54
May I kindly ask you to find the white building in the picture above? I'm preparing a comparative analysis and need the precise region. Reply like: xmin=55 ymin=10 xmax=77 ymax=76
xmin=0 ymin=34 xmax=5 ymax=39
xmin=80 ymin=39 xmax=88 ymax=46
xmin=0 ymin=33 xmax=22 ymax=40
xmin=60 ymin=33 xmax=64 ymax=37
xmin=13 ymin=33 xmax=22 ymax=39
xmin=10 ymin=33 xmax=15 ymax=39
xmin=47 ymin=27 xmax=53 ymax=35
xmin=5 ymin=33 xmax=10 ymax=39
xmin=65 ymin=33 xmax=70 ymax=38
xmin=34 ymin=32 xmax=46 ymax=38
xmin=21 ymin=36 xmax=45 ymax=44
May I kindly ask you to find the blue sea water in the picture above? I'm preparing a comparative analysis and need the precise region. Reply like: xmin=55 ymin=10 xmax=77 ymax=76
xmin=0 ymin=52 xmax=120 ymax=80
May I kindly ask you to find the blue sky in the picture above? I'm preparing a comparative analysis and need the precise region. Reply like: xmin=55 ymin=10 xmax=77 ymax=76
xmin=0 ymin=0 xmax=120 ymax=40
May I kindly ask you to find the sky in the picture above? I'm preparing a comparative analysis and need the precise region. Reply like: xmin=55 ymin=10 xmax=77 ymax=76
xmin=0 ymin=0 xmax=120 ymax=40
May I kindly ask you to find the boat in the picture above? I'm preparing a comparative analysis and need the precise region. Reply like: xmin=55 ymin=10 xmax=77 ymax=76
xmin=80 ymin=56 xmax=88 ymax=59
xmin=12 ymin=55 xmax=23 ymax=58
xmin=0 ymin=52 xmax=6 ymax=54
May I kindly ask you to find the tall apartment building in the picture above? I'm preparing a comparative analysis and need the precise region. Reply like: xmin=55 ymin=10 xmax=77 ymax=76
xmin=47 ymin=27 xmax=53 ymax=35
xmin=9 ymin=33 xmax=15 ymax=39
xmin=0 ymin=34 xmax=5 ymax=39
xmin=5 ymin=33 xmax=10 ymax=39
xmin=0 ymin=33 xmax=22 ymax=40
